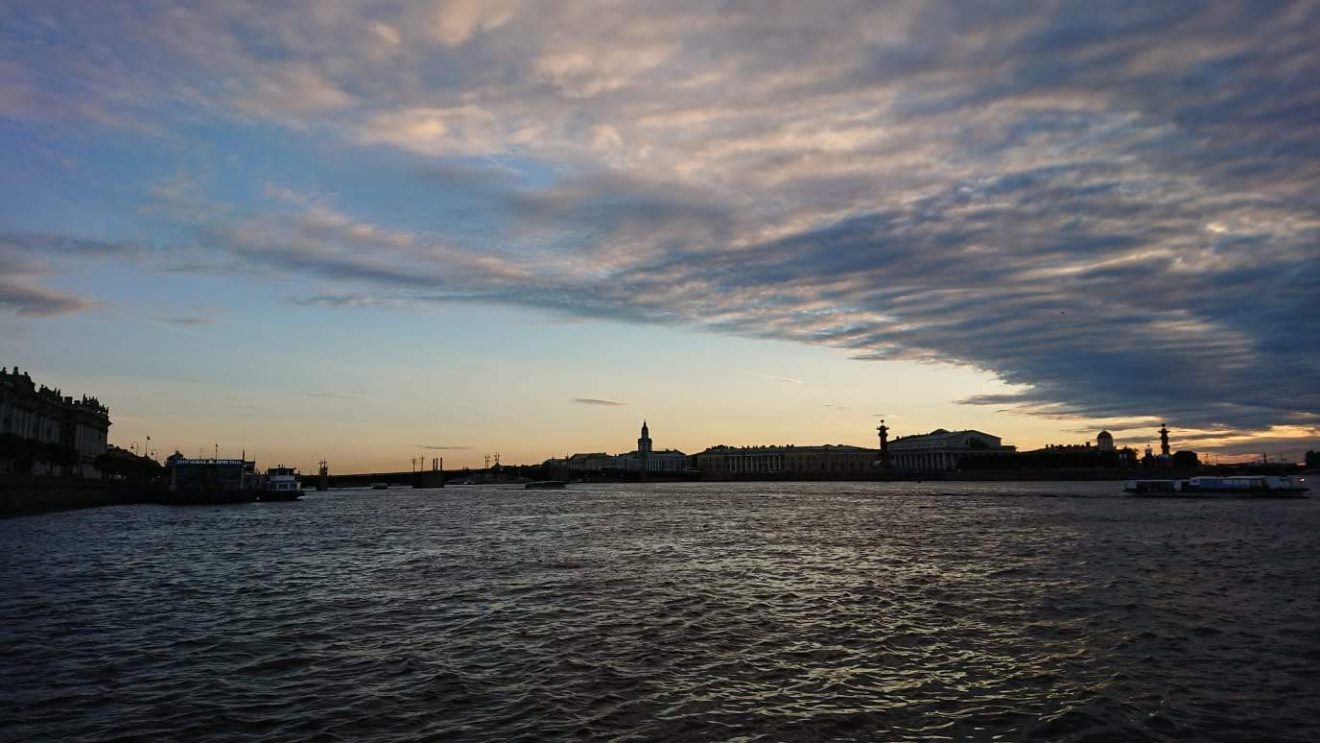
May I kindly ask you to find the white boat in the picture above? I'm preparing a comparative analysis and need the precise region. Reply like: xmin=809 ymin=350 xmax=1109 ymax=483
xmin=1125 ymin=475 xmax=1308 ymax=498
xmin=260 ymin=465 xmax=303 ymax=501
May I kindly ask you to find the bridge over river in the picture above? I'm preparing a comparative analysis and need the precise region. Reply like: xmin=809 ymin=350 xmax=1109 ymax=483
xmin=303 ymin=469 xmax=449 ymax=489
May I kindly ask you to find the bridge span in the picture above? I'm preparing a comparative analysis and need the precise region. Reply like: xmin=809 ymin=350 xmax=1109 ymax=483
xmin=303 ymin=469 xmax=448 ymax=489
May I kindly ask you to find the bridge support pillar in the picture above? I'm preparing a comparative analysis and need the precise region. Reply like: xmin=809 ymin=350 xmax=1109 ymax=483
xmin=413 ymin=470 xmax=446 ymax=489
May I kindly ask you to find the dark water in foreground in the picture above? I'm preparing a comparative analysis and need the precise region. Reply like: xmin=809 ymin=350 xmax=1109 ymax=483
xmin=2 ymin=482 xmax=1318 ymax=741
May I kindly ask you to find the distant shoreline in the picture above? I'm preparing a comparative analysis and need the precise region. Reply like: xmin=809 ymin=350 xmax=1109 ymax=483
xmin=8 ymin=468 xmax=1312 ymax=517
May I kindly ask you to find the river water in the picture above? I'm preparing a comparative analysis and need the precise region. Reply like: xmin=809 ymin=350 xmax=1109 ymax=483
xmin=2 ymin=481 xmax=1317 ymax=741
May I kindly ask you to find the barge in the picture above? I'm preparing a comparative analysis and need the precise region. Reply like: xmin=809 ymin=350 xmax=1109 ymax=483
xmin=1125 ymin=475 xmax=1308 ymax=498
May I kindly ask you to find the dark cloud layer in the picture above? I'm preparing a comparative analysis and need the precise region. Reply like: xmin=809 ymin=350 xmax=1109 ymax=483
xmin=3 ymin=1 xmax=1318 ymax=445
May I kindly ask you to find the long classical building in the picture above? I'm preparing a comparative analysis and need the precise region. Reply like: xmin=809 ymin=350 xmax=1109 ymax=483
xmin=0 ymin=366 xmax=110 ymax=477
xmin=886 ymin=428 xmax=1014 ymax=471
xmin=694 ymin=444 xmax=877 ymax=478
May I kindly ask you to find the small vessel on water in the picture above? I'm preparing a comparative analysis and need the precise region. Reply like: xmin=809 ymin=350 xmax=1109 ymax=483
xmin=1125 ymin=475 xmax=1308 ymax=498
xmin=525 ymin=480 xmax=568 ymax=490
xmin=158 ymin=453 xmax=259 ymax=505
xmin=371 ymin=482 xmax=389 ymax=490
xmin=260 ymin=465 xmax=303 ymax=501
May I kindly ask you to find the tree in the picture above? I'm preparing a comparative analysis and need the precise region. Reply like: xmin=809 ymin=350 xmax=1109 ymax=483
xmin=1306 ymin=450 xmax=1319 ymax=469
xmin=94 ymin=452 xmax=163 ymax=483
xmin=1171 ymin=450 xmax=1200 ymax=469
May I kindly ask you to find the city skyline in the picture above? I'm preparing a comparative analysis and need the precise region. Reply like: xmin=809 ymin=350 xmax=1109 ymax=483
xmin=0 ymin=361 xmax=1288 ymax=473
xmin=3 ymin=2 xmax=1317 ymax=471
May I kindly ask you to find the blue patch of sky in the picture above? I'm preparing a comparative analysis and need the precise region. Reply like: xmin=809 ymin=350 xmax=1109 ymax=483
xmin=3 ymin=110 xmax=568 ymax=254
xmin=167 ymin=120 xmax=562 ymax=246
xmin=0 ymin=121 xmax=176 ymax=239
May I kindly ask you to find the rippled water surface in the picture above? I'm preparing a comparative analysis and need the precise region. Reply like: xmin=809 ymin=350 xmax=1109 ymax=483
xmin=3 ymin=481 xmax=1318 ymax=741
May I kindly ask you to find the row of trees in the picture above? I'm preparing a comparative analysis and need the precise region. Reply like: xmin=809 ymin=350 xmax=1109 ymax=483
xmin=957 ymin=449 xmax=1200 ymax=471
xmin=0 ymin=433 xmax=80 ymax=475
xmin=93 ymin=452 xmax=163 ymax=483
xmin=959 ymin=449 xmax=1129 ymax=471
xmin=1 ymin=434 xmax=162 ymax=481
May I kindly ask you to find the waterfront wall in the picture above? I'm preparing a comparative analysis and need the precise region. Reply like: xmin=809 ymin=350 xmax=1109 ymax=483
xmin=0 ymin=476 xmax=146 ymax=516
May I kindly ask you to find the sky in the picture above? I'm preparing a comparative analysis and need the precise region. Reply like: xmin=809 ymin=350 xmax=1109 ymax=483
xmin=2 ymin=1 xmax=1317 ymax=471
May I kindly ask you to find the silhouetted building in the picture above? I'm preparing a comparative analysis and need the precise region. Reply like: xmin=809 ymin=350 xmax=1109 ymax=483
xmin=0 ymin=366 xmax=110 ymax=477
xmin=694 ymin=443 xmax=877 ymax=478
xmin=1002 ymin=430 xmax=1136 ymax=470
xmin=616 ymin=421 xmax=689 ymax=473
xmin=547 ymin=452 xmax=616 ymax=472
xmin=1097 ymin=430 xmax=1114 ymax=451
xmin=545 ymin=422 xmax=689 ymax=474
xmin=887 ymin=429 xmax=1014 ymax=471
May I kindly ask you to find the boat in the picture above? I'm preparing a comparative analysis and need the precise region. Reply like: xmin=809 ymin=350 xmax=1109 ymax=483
xmin=259 ymin=465 xmax=303 ymax=501
xmin=155 ymin=453 xmax=260 ymax=505
xmin=371 ymin=482 xmax=389 ymax=490
xmin=524 ymin=480 xmax=568 ymax=490
xmin=1125 ymin=475 xmax=1308 ymax=498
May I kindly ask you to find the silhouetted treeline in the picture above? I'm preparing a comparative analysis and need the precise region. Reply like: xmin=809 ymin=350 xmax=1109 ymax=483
xmin=0 ymin=433 xmax=80 ymax=474
xmin=94 ymin=452 xmax=163 ymax=483
xmin=960 ymin=450 xmax=1126 ymax=471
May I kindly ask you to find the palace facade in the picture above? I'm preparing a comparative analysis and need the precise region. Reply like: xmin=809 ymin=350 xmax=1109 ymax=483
xmin=0 ymin=366 xmax=110 ymax=477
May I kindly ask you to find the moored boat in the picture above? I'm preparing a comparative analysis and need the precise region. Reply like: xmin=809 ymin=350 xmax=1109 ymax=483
xmin=1125 ymin=475 xmax=1308 ymax=498
xmin=260 ymin=465 xmax=303 ymax=501
xmin=157 ymin=453 xmax=260 ymax=505
xmin=525 ymin=480 xmax=568 ymax=490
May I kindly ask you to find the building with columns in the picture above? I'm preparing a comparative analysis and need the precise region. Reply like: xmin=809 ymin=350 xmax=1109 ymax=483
xmin=0 ymin=366 xmax=110 ymax=477
xmin=886 ymin=429 xmax=1014 ymax=472
xmin=694 ymin=443 xmax=878 ymax=478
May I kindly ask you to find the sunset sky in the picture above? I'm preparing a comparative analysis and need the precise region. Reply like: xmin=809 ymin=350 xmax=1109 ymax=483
xmin=2 ymin=1 xmax=1317 ymax=471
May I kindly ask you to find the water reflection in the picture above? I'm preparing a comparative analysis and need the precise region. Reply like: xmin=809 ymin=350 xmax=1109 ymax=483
xmin=1 ymin=482 xmax=1315 ymax=740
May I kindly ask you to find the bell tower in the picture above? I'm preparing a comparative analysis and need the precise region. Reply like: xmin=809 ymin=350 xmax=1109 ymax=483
xmin=638 ymin=421 xmax=652 ymax=454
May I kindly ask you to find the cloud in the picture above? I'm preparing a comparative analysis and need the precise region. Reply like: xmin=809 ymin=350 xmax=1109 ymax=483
xmin=235 ymin=64 xmax=356 ymax=120
xmin=152 ymin=314 xmax=216 ymax=328
xmin=0 ymin=280 xmax=101 ymax=317
xmin=4 ymin=1 xmax=1319 ymax=450
xmin=759 ymin=375 xmax=804 ymax=384
xmin=0 ymin=234 xmax=114 ymax=316
xmin=572 ymin=398 xmax=627 ymax=407
xmin=429 ymin=0 xmax=519 ymax=47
